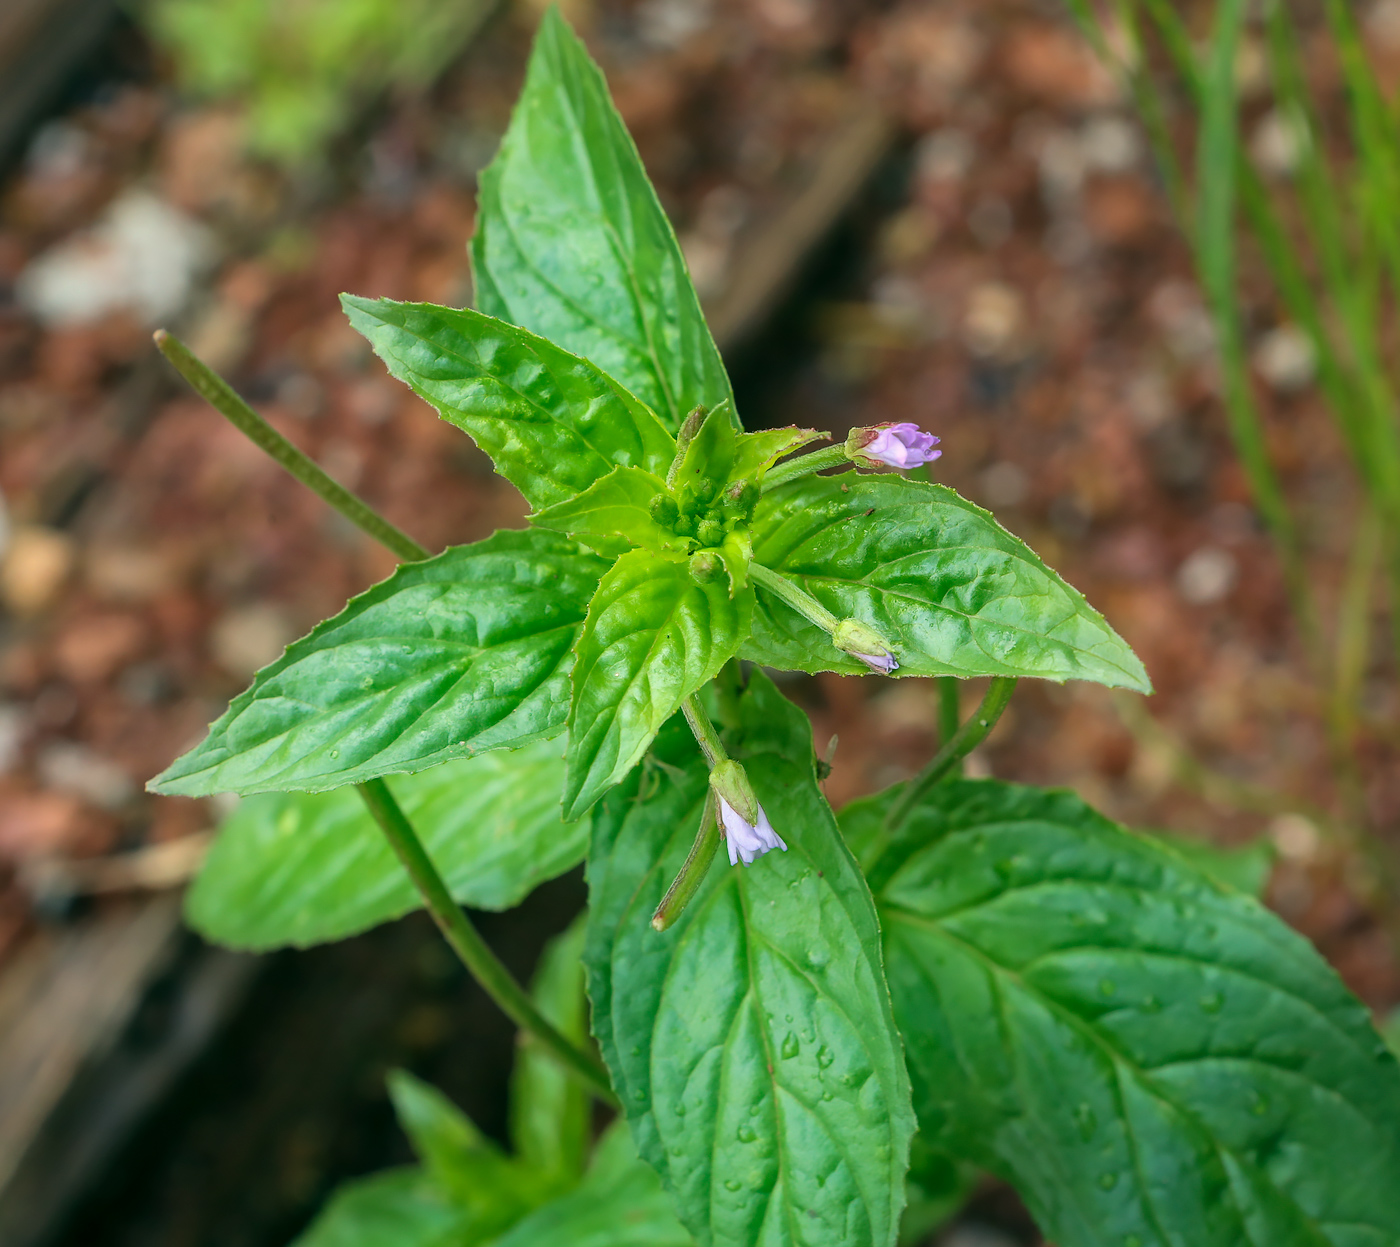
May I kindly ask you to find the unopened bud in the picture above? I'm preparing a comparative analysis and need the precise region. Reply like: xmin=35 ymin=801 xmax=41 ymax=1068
xmin=709 ymin=759 xmax=759 ymax=825
xmin=649 ymin=494 xmax=679 ymax=527
xmin=689 ymin=551 xmax=724 ymax=584
xmin=845 ymin=422 xmax=941 ymax=470
xmin=696 ymin=517 xmax=725 ymax=547
xmin=832 ymin=618 xmax=899 ymax=675
xmin=725 ymin=479 xmax=760 ymax=513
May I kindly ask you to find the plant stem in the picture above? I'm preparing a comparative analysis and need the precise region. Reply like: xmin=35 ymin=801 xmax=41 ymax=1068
xmin=749 ymin=563 xmax=840 ymax=633
xmin=356 ymin=777 xmax=617 ymax=1106
xmin=652 ymin=792 xmax=720 ymax=932
xmin=154 ymin=330 xmax=429 ymax=563
xmin=761 ymin=445 xmax=850 ymax=492
xmin=936 ymin=677 xmax=961 ymax=756
xmin=885 ymin=677 xmax=1016 ymax=830
xmin=682 ymin=694 xmax=728 ymax=767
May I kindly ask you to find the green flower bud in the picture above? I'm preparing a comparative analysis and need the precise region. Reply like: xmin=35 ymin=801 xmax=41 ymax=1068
xmin=696 ymin=517 xmax=725 ymax=547
xmin=689 ymin=551 xmax=725 ymax=584
xmin=649 ymin=493 xmax=679 ymax=527
xmin=832 ymin=618 xmax=899 ymax=675
xmin=725 ymin=479 xmax=759 ymax=513
xmin=709 ymin=759 xmax=759 ymax=825
xmin=673 ymin=512 xmax=697 ymax=537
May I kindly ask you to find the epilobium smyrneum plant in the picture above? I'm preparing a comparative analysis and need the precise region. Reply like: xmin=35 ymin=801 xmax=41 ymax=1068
xmin=148 ymin=11 xmax=1400 ymax=1247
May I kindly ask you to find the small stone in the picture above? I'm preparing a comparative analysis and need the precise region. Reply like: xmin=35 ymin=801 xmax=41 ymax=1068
xmin=963 ymin=283 xmax=1024 ymax=358
xmin=85 ymin=544 xmax=177 ymax=603
xmin=1270 ymin=813 xmax=1320 ymax=862
xmin=36 ymin=741 xmax=135 ymax=811
xmin=1 ymin=527 xmax=75 ymax=615
xmin=211 ymin=604 xmax=297 ymax=677
xmin=53 ymin=612 xmax=148 ymax=684
xmin=1177 ymin=547 xmax=1237 ymax=605
xmin=1250 ymin=108 xmax=1305 ymax=178
xmin=980 ymin=461 xmax=1029 ymax=509
xmin=1253 ymin=324 xmax=1315 ymax=394
xmin=1081 ymin=114 xmax=1141 ymax=172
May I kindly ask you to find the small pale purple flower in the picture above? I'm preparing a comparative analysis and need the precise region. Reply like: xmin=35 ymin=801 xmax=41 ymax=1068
xmin=848 ymin=422 xmax=941 ymax=470
xmin=719 ymin=797 xmax=788 ymax=867
xmin=851 ymin=650 xmax=899 ymax=675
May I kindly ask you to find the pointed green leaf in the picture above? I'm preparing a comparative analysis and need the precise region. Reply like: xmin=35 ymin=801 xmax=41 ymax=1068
xmin=564 ymin=549 xmax=752 ymax=818
xmin=492 ymin=1124 xmax=691 ymax=1247
xmin=844 ymin=779 xmax=1400 ymax=1247
xmin=674 ymin=402 xmax=737 ymax=496
xmin=471 ymin=8 xmax=732 ymax=431
xmin=510 ymin=915 xmax=591 ymax=1185
xmin=584 ymin=672 xmax=915 ymax=1247
xmin=530 ymin=466 xmax=681 ymax=556
xmin=290 ymin=1168 xmax=471 ymax=1247
xmin=730 ymin=427 xmax=826 ymax=483
xmin=744 ymin=473 xmax=1150 ymax=691
xmin=388 ymin=1070 xmax=540 ymax=1226
xmin=186 ymin=742 xmax=586 ymax=950
xmin=151 ymin=530 xmax=606 ymax=797
xmin=343 ymin=296 xmax=676 ymax=509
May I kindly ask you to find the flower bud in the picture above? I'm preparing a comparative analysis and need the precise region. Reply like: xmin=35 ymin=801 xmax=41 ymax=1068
xmin=649 ymin=494 xmax=679 ymax=527
xmin=832 ymin=618 xmax=899 ymax=675
xmin=696 ymin=517 xmax=725 ymax=547
xmin=708 ymin=759 xmax=759 ymax=825
xmin=846 ymin=422 xmax=941 ymax=470
xmin=689 ymin=551 xmax=724 ymax=584
xmin=724 ymin=479 xmax=759 ymax=512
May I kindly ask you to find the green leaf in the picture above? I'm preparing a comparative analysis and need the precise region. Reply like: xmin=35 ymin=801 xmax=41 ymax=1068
xmin=584 ymin=671 xmax=915 ymax=1247
xmin=744 ymin=473 xmax=1150 ymax=692
xmin=186 ymin=741 xmax=586 ymax=951
xmin=564 ymin=549 xmax=752 ymax=818
xmin=152 ymin=530 xmax=606 ymax=797
xmin=491 ymin=1124 xmax=692 ymax=1247
xmin=530 ymin=466 xmax=682 ymax=557
xmin=1144 ymin=830 xmax=1274 ymax=898
xmin=844 ymin=779 xmax=1400 ymax=1247
xmin=342 ymin=296 xmax=676 ymax=509
xmin=290 ymin=1168 xmax=470 ymax=1247
xmin=730 ymin=427 xmax=826 ymax=483
xmin=471 ymin=8 xmax=732 ymax=431
xmin=510 ymin=914 xmax=591 ymax=1185
xmin=388 ymin=1070 xmax=539 ymax=1228
xmin=674 ymin=402 xmax=737 ymax=497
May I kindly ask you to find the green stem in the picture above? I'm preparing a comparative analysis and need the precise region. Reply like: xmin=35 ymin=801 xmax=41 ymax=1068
xmin=652 ymin=792 xmax=720 ymax=932
xmin=885 ymin=677 xmax=1016 ymax=830
xmin=749 ymin=563 xmax=840 ymax=633
xmin=761 ymin=444 xmax=850 ymax=492
xmin=356 ymin=778 xmax=617 ymax=1106
xmin=155 ymin=330 xmax=429 ymax=563
xmin=682 ymin=694 xmax=728 ymax=767
xmin=936 ymin=677 xmax=961 ymax=757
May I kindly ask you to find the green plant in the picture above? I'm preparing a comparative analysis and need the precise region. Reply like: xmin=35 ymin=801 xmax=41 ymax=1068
xmin=142 ymin=0 xmax=493 ymax=165
xmin=1064 ymin=0 xmax=1400 ymax=844
xmin=149 ymin=12 xmax=1400 ymax=1246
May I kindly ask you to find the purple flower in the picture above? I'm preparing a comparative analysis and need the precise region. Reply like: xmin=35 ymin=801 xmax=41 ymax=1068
xmin=719 ymin=797 xmax=787 ymax=867
xmin=851 ymin=650 xmax=899 ymax=675
xmin=848 ymin=422 xmax=941 ymax=470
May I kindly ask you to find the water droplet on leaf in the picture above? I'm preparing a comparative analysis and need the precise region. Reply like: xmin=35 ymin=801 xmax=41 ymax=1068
xmin=816 ymin=1045 xmax=835 ymax=1069
xmin=781 ymin=1032 xmax=800 ymax=1059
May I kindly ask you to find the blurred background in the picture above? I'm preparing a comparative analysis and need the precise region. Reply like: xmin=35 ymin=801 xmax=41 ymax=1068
xmin=0 ymin=0 xmax=1397 ymax=1244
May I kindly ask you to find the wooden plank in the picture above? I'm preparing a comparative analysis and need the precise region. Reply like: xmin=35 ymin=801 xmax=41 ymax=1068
xmin=706 ymin=104 xmax=895 ymax=352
